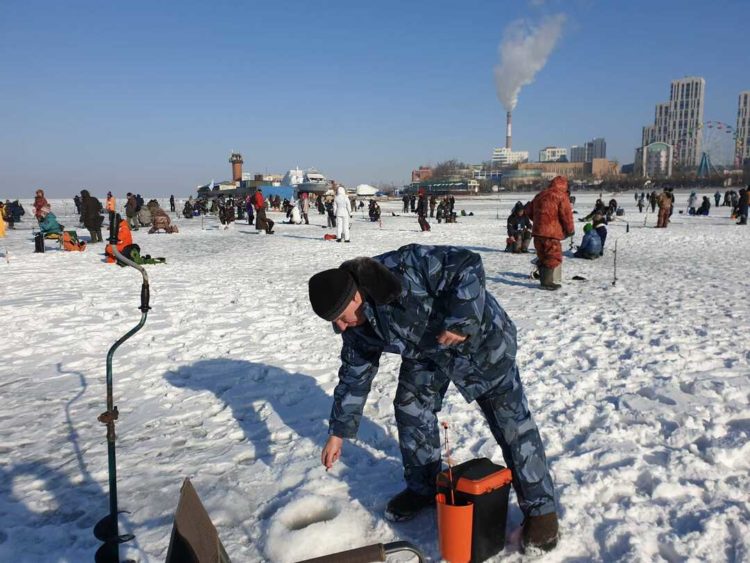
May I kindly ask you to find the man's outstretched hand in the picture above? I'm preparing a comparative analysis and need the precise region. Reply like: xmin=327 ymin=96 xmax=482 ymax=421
xmin=321 ymin=435 xmax=343 ymax=470
xmin=437 ymin=330 xmax=467 ymax=346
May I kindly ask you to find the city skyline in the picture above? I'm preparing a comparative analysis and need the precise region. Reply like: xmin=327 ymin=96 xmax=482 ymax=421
xmin=1 ymin=0 xmax=748 ymax=197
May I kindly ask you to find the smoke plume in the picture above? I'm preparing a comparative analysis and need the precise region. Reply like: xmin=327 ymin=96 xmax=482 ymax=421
xmin=493 ymin=14 xmax=566 ymax=112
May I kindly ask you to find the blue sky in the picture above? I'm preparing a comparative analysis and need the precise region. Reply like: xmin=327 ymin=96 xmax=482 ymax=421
xmin=1 ymin=0 xmax=748 ymax=197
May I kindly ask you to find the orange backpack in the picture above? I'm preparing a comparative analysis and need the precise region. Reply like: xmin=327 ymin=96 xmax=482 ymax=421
xmin=62 ymin=231 xmax=87 ymax=252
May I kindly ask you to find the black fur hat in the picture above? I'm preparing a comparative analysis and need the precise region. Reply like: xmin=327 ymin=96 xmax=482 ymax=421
xmin=308 ymin=258 xmax=402 ymax=322
xmin=308 ymin=269 xmax=357 ymax=321
xmin=339 ymin=257 xmax=402 ymax=305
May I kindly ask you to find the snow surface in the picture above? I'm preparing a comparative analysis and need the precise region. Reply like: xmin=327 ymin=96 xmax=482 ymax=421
xmin=0 ymin=193 xmax=748 ymax=562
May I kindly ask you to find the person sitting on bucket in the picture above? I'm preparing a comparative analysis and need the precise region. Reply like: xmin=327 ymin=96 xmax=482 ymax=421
xmin=308 ymin=244 xmax=559 ymax=553
xmin=573 ymin=223 xmax=602 ymax=260
xmin=38 ymin=205 xmax=64 ymax=237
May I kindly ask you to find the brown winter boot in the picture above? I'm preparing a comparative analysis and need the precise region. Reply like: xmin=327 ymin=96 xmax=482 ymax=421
xmin=522 ymin=512 xmax=559 ymax=553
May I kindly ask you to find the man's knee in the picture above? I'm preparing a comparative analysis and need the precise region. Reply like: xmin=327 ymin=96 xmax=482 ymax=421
xmin=394 ymin=382 xmax=442 ymax=423
xmin=476 ymin=368 xmax=532 ymax=430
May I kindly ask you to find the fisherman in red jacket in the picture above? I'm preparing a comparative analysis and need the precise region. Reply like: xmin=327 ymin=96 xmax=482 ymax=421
xmin=525 ymin=176 xmax=575 ymax=290
xmin=252 ymin=188 xmax=274 ymax=234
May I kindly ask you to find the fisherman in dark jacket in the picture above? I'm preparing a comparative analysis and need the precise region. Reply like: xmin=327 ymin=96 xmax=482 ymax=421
xmin=309 ymin=244 xmax=559 ymax=552
xmin=737 ymin=187 xmax=748 ymax=225
xmin=593 ymin=214 xmax=607 ymax=254
xmin=695 ymin=196 xmax=711 ymax=216
xmin=9 ymin=200 xmax=25 ymax=223
xmin=125 ymin=193 xmax=139 ymax=231
xmin=581 ymin=199 xmax=607 ymax=223
xmin=80 ymin=189 xmax=103 ymax=242
xmin=416 ymin=191 xmax=430 ymax=231
xmin=506 ymin=201 xmax=532 ymax=253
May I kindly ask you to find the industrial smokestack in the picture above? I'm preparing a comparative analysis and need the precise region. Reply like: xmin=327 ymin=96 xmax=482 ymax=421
xmin=506 ymin=111 xmax=512 ymax=150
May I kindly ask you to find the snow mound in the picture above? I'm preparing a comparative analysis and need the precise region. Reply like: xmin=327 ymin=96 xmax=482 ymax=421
xmin=265 ymin=495 xmax=371 ymax=562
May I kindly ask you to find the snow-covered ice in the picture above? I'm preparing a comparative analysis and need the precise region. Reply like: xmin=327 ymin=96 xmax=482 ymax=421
xmin=0 ymin=192 xmax=748 ymax=562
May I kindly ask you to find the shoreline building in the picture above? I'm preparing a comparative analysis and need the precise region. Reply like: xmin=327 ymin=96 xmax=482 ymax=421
xmin=518 ymin=158 xmax=617 ymax=180
xmin=492 ymin=146 xmax=528 ymax=167
xmin=539 ymin=147 xmax=568 ymax=162
xmin=634 ymin=142 xmax=674 ymax=178
xmin=196 ymin=152 xmax=285 ymax=199
xmin=411 ymin=166 xmax=434 ymax=183
xmin=640 ymin=77 xmax=705 ymax=169
xmin=503 ymin=158 xmax=619 ymax=187
xmin=736 ymin=91 xmax=750 ymax=167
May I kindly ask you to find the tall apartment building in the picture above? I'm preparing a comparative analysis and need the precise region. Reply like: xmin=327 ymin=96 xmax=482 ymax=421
xmin=737 ymin=91 xmax=750 ymax=165
xmin=591 ymin=138 xmax=607 ymax=159
xmin=652 ymin=103 xmax=670 ymax=145
xmin=539 ymin=147 xmax=568 ymax=162
xmin=569 ymin=138 xmax=606 ymax=163
xmin=642 ymin=125 xmax=656 ymax=147
xmin=668 ymin=78 xmax=705 ymax=165
xmin=570 ymin=145 xmax=587 ymax=163
xmin=640 ymin=77 xmax=705 ymax=167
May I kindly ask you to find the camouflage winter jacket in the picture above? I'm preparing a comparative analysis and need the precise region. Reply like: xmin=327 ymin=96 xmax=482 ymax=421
xmin=524 ymin=176 xmax=575 ymax=241
xmin=657 ymin=192 xmax=672 ymax=210
xmin=328 ymin=244 xmax=517 ymax=438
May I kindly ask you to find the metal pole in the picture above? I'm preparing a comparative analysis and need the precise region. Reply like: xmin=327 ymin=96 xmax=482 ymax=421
xmin=612 ymin=239 xmax=618 ymax=286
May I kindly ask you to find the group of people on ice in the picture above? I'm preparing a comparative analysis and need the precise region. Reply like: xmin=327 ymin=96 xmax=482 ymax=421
xmin=0 ymin=199 xmax=25 ymax=230
xmin=0 ymin=188 xmax=183 ymax=248
xmin=124 ymin=192 xmax=178 ymax=233
xmin=722 ymin=187 xmax=749 ymax=224
xmin=656 ymin=186 xmax=748 ymax=226
xmin=717 ymin=188 xmax=744 ymax=209
xmin=401 ymin=192 xmax=458 ymax=231
xmin=504 ymin=178 xmax=608 ymax=284
xmin=282 ymin=186 xmax=355 ymax=241
xmin=632 ymin=186 xmax=748 ymax=226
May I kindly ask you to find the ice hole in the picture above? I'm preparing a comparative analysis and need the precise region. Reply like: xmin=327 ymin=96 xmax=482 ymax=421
xmin=280 ymin=498 xmax=341 ymax=531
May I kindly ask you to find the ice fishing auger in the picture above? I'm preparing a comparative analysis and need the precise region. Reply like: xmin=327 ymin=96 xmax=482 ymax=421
xmin=95 ymin=213 xmax=151 ymax=563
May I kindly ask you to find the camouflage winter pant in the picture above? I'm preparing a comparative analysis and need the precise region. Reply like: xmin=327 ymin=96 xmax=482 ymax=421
xmin=533 ymin=237 xmax=563 ymax=269
xmin=394 ymin=357 xmax=557 ymax=516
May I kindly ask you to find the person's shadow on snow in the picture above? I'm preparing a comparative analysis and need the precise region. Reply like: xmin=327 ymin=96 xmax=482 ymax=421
xmin=164 ymin=359 xmax=404 ymax=519
xmin=0 ymin=363 xmax=148 ymax=561
xmin=0 ymin=461 xmax=108 ymax=560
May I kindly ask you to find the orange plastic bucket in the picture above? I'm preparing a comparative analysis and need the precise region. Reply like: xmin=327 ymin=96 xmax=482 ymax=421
xmin=436 ymin=493 xmax=473 ymax=563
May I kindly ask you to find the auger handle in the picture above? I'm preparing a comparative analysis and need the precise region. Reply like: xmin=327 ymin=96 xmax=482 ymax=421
xmin=296 ymin=543 xmax=385 ymax=563
xmin=296 ymin=541 xmax=425 ymax=563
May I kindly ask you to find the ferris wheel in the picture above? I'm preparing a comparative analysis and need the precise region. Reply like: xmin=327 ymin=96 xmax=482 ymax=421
xmin=673 ymin=120 xmax=738 ymax=175
xmin=700 ymin=121 xmax=737 ymax=168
